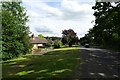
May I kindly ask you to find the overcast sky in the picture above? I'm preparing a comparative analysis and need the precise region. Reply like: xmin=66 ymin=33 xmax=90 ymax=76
xmin=22 ymin=0 xmax=95 ymax=38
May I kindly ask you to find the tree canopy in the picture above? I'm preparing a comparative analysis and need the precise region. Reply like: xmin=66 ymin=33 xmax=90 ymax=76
xmin=81 ymin=2 xmax=120 ymax=51
xmin=38 ymin=34 xmax=44 ymax=38
xmin=62 ymin=29 xmax=78 ymax=47
xmin=2 ymin=2 xmax=30 ymax=60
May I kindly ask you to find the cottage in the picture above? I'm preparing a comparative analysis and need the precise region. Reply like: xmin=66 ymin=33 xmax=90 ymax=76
xmin=31 ymin=37 xmax=48 ymax=49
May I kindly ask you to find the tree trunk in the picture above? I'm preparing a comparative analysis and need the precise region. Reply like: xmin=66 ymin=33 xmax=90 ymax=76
xmin=69 ymin=43 xmax=72 ymax=47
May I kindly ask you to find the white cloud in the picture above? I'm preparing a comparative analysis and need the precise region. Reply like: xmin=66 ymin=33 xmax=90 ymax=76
xmin=23 ymin=0 xmax=95 ymax=38
xmin=40 ymin=3 xmax=63 ymax=17
xmin=25 ymin=2 xmax=63 ymax=17
xmin=27 ymin=10 xmax=40 ymax=17
xmin=61 ymin=0 xmax=92 ymax=13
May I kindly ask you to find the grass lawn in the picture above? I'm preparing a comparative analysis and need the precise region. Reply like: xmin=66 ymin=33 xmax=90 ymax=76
xmin=2 ymin=47 xmax=81 ymax=79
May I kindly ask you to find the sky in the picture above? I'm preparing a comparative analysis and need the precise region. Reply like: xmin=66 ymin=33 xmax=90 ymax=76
xmin=22 ymin=0 xmax=95 ymax=38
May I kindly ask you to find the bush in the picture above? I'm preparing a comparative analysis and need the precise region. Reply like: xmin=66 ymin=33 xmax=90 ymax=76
xmin=46 ymin=43 xmax=52 ymax=47
xmin=53 ymin=44 xmax=60 ymax=48
xmin=53 ymin=40 xmax=62 ymax=48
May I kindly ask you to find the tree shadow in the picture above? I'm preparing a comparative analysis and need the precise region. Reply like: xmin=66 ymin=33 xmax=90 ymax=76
xmin=72 ymin=49 xmax=120 ymax=79
xmin=2 ymin=49 xmax=81 ymax=79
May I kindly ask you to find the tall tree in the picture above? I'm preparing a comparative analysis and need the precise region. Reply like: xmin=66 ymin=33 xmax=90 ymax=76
xmin=2 ymin=2 xmax=30 ymax=60
xmin=92 ymin=2 xmax=120 ymax=46
xmin=84 ymin=2 xmax=120 ymax=50
xmin=62 ymin=29 xmax=78 ymax=47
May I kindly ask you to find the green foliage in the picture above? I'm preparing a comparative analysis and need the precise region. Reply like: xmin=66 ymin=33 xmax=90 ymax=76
xmin=45 ymin=36 xmax=62 ymax=48
xmin=80 ymin=29 xmax=94 ymax=46
xmin=83 ymin=2 xmax=120 ymax=51
xmin=53 ymin=40 xmax=62 ymax=48
xmin=2 ymin=2 xmax=30 ymax=60
xmin=46 ymin=42 xmax=52 ymax=47
xmin=45 ymin=36 xmax=61 ymax=41
xmin=38 ymin=34 xmax=44 ymax=38
xmin=62 ymin=29 xmax=78 ymax=47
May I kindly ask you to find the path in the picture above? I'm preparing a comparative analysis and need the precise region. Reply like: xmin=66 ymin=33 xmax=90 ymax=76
xmin=32 ymin=48 xmax=53 ymax=55
xmin=72 ymin=48 xmax=120 ymax=79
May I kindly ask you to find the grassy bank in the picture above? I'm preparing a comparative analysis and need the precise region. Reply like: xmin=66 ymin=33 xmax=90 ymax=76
xmin=2 ymin=47 xmax=81 ymax=79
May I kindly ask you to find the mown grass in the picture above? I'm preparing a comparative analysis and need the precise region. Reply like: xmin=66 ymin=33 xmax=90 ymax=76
xmin=2 ymin=47 xmax=81 ymax=79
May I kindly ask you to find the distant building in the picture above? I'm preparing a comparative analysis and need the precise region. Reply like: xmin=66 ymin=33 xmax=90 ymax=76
xmin=30 ymin=34 xmax=48 ymax=49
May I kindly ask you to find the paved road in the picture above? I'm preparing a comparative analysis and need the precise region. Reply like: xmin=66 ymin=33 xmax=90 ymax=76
xmin=72 ymin=48 xmax=120 ymax=79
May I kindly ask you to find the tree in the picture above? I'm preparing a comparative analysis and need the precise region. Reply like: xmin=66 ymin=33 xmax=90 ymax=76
xmin=45 ymin=36 xmax=61 ymax=41
xmin=93 ymin=2 xmax=120 ymax=46
xmin=2 ymin=2 xmax=30 ymax=60
xmin=62 ymin=29 xmax=78 ymax=47
xmin=53 ymin=40 xmax=62 ymax=48
xmin=38 ymin=34 xmax=44 ymax=38
xmin=83 ymin=2 xmax=120 ymax=50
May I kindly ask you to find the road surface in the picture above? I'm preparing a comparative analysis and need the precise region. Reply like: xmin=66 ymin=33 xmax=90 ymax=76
xmin=72 ymin=47 xmax=120 ymax=79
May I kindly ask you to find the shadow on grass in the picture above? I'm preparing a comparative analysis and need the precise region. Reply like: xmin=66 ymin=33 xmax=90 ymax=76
xmin=2 ymin=48 xmax=81 ymax=79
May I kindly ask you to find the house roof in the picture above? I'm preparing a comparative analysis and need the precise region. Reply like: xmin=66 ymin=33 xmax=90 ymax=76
xmin=31 ymin=37 xmax=48 ymax=44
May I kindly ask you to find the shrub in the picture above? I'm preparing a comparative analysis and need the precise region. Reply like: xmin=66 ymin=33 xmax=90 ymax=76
xmin=46 ymin=43 xmax=52 ymax=47
xmin=53 ymin=40 xmax=62 ymax=48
